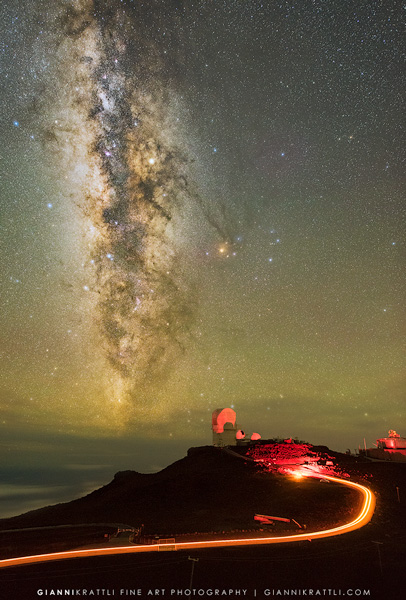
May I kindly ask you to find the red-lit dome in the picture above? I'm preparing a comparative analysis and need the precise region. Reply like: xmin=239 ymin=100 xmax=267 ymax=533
xmin=251 ymin=432 xmax=261 ymax=441
xmin=212 ymin=408 xmax=237 ymax=434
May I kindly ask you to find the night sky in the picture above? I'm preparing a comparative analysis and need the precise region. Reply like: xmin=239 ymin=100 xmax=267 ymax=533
xmin=0 ymin=0 xmax=404 ymax=516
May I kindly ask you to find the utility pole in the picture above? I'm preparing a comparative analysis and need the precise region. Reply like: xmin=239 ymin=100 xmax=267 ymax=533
xmin=372 ymin=541 xmax=383 ymax=576
xmin=188 ymin=556 xmax=199 ymax=589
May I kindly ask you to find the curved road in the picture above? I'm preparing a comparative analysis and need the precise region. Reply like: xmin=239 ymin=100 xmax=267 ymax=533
xmin=0 ymin=473 xmax=375 ymax=569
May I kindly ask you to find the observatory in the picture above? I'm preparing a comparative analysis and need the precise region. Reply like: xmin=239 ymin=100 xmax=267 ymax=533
xmin=212 ymin=408 xmax=238 ymax=446
xmin=211 ymin=408 xmax=262 ymax=447
xmin=376 ymin=430 xmax=406 ymax=452
xmin=361 ymin=430 xmax=406 ymax=462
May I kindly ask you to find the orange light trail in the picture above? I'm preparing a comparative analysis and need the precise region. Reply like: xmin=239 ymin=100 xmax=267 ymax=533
xmin=0 ymin=474 xmax=375 ymax=569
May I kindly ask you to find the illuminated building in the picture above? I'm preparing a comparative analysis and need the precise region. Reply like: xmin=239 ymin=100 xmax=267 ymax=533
xmin=377 ymin=430 xmax=406 ymax=451
xmin=363 ymin=430 xmax=406 ymax=462
xmin=212 ymin=408 xmax=238 ymax=446
xmin=211 ymin=408 xmax=262 ymax=447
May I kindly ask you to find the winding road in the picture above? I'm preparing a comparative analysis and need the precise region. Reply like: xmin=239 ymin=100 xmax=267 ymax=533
xmin=0 ymin=473 xmax=375 ymax=569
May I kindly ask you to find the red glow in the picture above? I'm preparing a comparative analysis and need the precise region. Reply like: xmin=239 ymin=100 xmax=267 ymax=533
xmin=251 ymin=433 xmax=261 ymax=441
xmin=247 ymin=441 xmax=349 ymax=478
xmin=212 ymin=408 xmax=236 ymax=434
xmin=249 ymin=441 xmax=317 ymax=464
xmin=388 ymin=430 xmax=400 ymax=438
xmin=254 ymin=514 xmax=291 ymax=524
xmin=236 ymin=430 xmax=245 ymax=440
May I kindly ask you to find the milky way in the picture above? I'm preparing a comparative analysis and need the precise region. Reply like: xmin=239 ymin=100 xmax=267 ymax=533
xmin=48 ymin=0 xmax=199 ymax=402
xmin=2 ymin=0 xmax=403 ymax=447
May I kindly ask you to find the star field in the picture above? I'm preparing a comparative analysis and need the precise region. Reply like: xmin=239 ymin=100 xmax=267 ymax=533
xmin=0 ymin=0 xmax=404 ymax=458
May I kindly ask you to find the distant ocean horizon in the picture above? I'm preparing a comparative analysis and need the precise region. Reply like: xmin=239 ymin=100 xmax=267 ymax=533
xmin=0 ymin=437 xmax=194 ymax=521
xmin=0 ymin=470 xmax=115 ymax=520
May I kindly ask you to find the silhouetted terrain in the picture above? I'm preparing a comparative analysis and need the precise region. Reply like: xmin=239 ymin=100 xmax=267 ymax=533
xmin=0 ymin=446 xmax=360 ymax=541
xmin=0 ymin=445 xmax=405 ymax=598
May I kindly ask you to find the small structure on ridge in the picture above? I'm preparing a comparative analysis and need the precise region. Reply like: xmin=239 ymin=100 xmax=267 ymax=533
xmin=212 ymin=408 xmax=262 ymax=447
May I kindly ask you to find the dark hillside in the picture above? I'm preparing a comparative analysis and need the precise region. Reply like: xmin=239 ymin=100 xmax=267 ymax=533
xmin=0 ymin=446 xmax=359 ymax=537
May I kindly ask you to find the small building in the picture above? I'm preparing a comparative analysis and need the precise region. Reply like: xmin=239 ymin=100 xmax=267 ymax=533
xmin=362 ymin=430 xmax=406 ymax=462
xmin=376 ymin=430 xmax=406 ymax=452
xmin=211 ymin=408 xmax=263 ymax=447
